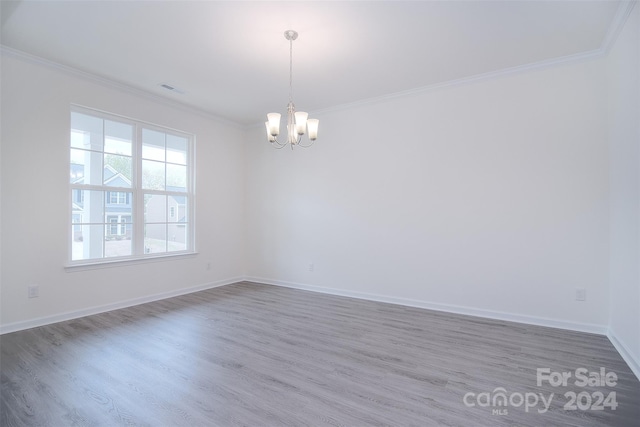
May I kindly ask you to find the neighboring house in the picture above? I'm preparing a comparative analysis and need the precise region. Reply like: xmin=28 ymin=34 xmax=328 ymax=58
xmin=71 ymin=162 xmax=186 ymax=247
xmin=71 ymin=163 xmax=133 ymax=241
xmin=145 ymin=186 xmax=187 ymax=245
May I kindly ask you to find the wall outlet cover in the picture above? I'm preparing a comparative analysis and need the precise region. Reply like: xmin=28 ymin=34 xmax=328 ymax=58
xmin=28 ymin=285 xmax=39 ymax=298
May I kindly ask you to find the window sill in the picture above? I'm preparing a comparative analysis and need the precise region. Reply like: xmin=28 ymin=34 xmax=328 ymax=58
xmin=65 ymin=252 xmax=199 ymax=272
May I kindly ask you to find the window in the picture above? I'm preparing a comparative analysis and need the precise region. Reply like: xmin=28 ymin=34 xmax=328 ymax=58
xmin=70 ymin=106 xmax=194 ymax=263
xmin=109 ymin=191 xmax=127 ymax=204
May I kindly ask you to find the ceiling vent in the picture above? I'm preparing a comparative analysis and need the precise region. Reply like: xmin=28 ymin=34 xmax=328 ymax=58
xmin=158 ymin=83 xmax=185 ymax=94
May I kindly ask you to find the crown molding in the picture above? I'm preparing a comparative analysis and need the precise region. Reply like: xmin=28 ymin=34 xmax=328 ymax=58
xmin=0 ymin=45 xmax=243 ymax=129
xmin=4 ymin=1 xmax=635 ymax=131
xmin=311 ymin=48 xmax=605 ymax=119
xmin=291 ymin=1 xmax=639 ymax=123
xmin=245 ymin=42 xmax=604 ymax=130
xmin=600 ymin=1 xmax=637 ymax=55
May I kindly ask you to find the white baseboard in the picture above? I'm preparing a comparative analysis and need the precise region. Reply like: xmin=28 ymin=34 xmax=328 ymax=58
xmin=245 ymin=276 xmax=608 ymax=335
xmin=2 ymin=275 xmax=637 ymax=387
xmin=0 ymin=277 xmax=244 ymax=335
xmin=5 ymin=275 xmax=634 ymax=380
xmin=607 ymin=329 xmax=640 ymax=381
xmin=0 ymin=274 xmax=612 ymax=345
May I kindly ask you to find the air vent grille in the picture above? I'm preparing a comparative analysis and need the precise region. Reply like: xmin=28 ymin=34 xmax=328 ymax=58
xmin=158 ymin=83 xmax=185 ymax=94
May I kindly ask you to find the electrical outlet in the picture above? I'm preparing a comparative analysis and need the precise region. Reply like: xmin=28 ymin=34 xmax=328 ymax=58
xmin=308 ymin=263 xmax=314 ymax=272
xmin=206 ymin=262 xmax=211 ymax=271
xmin=576 ymin=288 xmax=586 ymax=301
xmin=28 ymin=285 xmax=39 ymax=299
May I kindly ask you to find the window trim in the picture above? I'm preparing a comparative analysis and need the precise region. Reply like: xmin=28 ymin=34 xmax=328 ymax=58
xmin=68 ymin=105 xmax=196 ymax=267
xmin=64 ymin=252 xmax=199 ymax=272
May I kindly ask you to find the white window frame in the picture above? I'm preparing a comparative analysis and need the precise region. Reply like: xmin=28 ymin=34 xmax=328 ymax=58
xmin=68 ymin=105 xmax=196 ymax=267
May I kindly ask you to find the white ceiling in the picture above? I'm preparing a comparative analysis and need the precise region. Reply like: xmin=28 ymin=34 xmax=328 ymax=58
xmin=0 ymin=1 xmax=624 ymax=126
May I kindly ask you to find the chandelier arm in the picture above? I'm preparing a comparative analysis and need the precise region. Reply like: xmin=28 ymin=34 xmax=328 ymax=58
xmin=270 ymin=137 xmax=289 ymax=149
xmin=296 ymin=139 xmax=315 ymax=148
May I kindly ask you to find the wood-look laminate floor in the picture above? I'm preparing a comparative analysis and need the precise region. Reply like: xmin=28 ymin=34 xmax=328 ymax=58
xmin=1 ymin=282 xmax=639 ymax=426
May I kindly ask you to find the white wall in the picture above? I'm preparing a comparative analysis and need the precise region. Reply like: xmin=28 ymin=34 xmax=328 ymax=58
xmin=0 ymin=52 xmax=246 ymax=331
xmin=0 ymin=8 xmax=637 ymax=378
xmin=607 ymin=4 xmax=640 ymax=375
xmin=245 ymin=57 xmax=610 ymax=332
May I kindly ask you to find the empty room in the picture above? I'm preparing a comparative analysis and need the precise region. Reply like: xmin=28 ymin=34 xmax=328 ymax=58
xmin=1 ymin=1 xmax=639 ymax=426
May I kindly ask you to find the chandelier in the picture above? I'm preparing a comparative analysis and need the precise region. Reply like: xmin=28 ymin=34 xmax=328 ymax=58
xmin=265 ymin=30 xmax=319 ymax=149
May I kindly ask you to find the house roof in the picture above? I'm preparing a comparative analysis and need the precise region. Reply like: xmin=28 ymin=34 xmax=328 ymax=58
xmin=71 ymin=163 xmax=132 ymax=188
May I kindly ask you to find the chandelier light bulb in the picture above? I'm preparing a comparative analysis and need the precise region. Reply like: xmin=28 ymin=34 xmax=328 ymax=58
xmin=266 ymin=113 xmax=281 ymax=136
xmin=307 ymin=119 xmax=319 ymax=141
xmin=294 ymin=111 xmax=308 ymax=135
